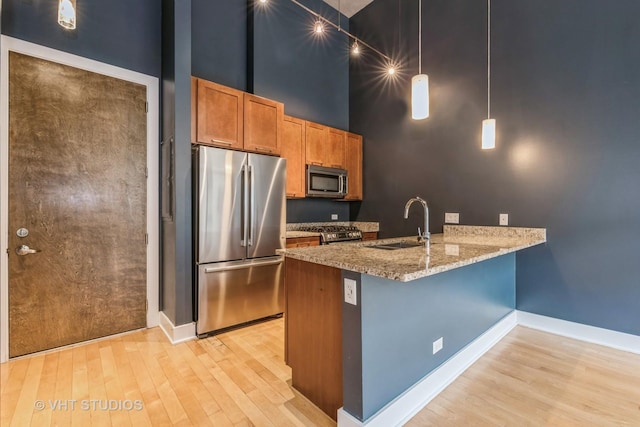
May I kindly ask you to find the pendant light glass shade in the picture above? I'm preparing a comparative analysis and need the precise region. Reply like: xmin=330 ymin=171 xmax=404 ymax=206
xmin=58 ymin=0 xmax=76 ymax=29
xmin=412 ymin=74 xmax=429 ymax=120
xmin=482 ymin=118 xmax=495 ymax=149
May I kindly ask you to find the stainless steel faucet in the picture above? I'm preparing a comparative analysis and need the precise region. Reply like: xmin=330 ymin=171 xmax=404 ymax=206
xmin=404 ymin=196 xmax=430 ymax=243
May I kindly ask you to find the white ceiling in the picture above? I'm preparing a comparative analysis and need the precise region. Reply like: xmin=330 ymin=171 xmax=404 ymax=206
xmin=322 ymin=0 xmax=374 ymax=18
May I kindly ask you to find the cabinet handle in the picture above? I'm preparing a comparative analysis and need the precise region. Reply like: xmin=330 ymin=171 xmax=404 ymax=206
xmin=310 ymin=162 xmax=322 ymax=166
xmin=331 ymin=164 xmax=342 ymax=168
xmin=255 ymin=146 xmax=273 ymax=153
xmin=211 ymin=139 xmax=232 ymax=145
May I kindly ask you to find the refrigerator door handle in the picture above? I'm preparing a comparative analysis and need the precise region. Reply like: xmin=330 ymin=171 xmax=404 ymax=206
xmin=203 ymin=257 xmax=283 ymax=273
xmin=248 ymin=164 xmax=254 ymax=247
xmin=240 ymin=164 xmax=248 ymax=247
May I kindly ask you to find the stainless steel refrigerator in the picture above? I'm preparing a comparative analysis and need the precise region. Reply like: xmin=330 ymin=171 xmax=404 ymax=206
xmin=195 ymin=146 xmax=286 ymax=336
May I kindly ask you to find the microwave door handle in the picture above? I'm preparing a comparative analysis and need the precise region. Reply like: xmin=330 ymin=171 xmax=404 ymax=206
xmin=343 ymin=175 xmax=348 ymax=195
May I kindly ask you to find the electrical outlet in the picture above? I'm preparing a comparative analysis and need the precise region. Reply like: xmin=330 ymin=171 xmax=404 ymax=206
xmin=331 ymin=213 xmax=338 ymax=220
xmin=433 ymin=337 xmax=443 ymax=354
xmin=499 ymin=213 xmax=509 ymax=226
xmin=444 ymin=212 xmax=459 ymax=224
xmin=344 ymin=278 xmax=357 ymax=305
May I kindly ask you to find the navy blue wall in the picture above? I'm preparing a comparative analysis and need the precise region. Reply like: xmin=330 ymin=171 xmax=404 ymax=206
xmin=191 ymin=0 xmax=247 ymax=91
xmin=350 ymin=0 xmax=640 ymax=335
xmin=1 ymin=0 xmax=161 ymax=77
xmin=253 ymin=0 xmax=349 ymax=130
xmin=343 ymin=254 xmax=515 ymax=420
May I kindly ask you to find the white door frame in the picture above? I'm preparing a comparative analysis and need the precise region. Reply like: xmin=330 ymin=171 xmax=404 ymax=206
xmin=0 ymin=36 xmax=160 ymax=363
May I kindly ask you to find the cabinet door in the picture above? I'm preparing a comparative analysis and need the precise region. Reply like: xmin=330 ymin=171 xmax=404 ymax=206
xmin=345 ymin=132 xmax=363 ymax=200
xmin=326 ymin=128 xmax=346 ymax=169
xmin=361 ymin=232 xmax=377 ymax=241
xmin=195 ymin=79 xmax=244 ymax=149
xmin=285 ymin=236 xmax=320 ymax=248
xmin=244 ymin=93 xmax=283 ymax=155
xmin=281 ymin=115 xmax=306 ymax=198
xmin=305 ymin=121 xmax=328 ymax=166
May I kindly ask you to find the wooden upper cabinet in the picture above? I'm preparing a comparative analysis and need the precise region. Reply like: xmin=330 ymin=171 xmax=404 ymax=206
xmin=281 ymin=115 xmax=306 ymax=198
xmin=305 ymin=121 xmax=329 ymax=166
xmin=344 ymin=132 xmax=363 ymax=200
xmin=193 ymin=78 xmax=244 ymax=149
xmin=327 ymin=128 xmax=346 ymax=169
xmin=244 ymin=93 xmax=283 ymax=155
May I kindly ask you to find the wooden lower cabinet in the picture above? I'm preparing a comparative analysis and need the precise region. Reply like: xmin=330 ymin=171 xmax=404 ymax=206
xmin=285 ymin=258 xmax=342 ymax=420
xmin=285 ymin=236 xmax=320 ymax=248
xmin=362 ymin=231 xmax=378 ymax=241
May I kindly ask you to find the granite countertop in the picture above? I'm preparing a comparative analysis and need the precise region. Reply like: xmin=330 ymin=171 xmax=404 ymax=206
xmin=286 ymin=221 xmax=379 ymax=232
xmin=286 ymin=231 xmax=321 ymax=238
xmin=278 ymin=225 xmax=546 ymax=282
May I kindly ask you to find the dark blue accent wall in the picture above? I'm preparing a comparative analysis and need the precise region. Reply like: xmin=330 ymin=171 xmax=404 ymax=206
xmin=350 ymin=0 xmax=640 ymax=335
xmin=1 ymin=0 xmax=161 ymax=77
xmin=253 ymin=0 xmax=349 ymax=130
xmin=191 ymin=0 xmax=247 ymax=91
xmin=343 ymin=254 xmax=515 ymax=421
xmin=287 ymin=198 xmax=350 ymax=223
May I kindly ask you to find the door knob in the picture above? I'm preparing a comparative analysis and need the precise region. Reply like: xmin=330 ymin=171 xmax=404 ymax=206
xmin=16 ymin=245 xmax=39 ymax=256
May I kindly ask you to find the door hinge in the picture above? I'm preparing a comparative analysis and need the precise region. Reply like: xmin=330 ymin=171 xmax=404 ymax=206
xmin=146 ymin=300 xmax=148 ymax=313
xmin=145 ymin=167 xmax=148 ymax=178
xmin=145 ymin=233 xmax=149 ymax=245
xmin=145 ymin=102 xmax=149 ymax=113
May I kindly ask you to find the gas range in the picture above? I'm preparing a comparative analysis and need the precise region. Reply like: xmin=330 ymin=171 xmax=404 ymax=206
xmin=298 ymin=225 xmax=363 ymax=244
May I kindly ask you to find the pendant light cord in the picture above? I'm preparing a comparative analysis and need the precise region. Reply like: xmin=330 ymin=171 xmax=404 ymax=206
xmin=487 ymin=0 xmax=491 ymax=119
xmin=418 ymin=0 xmax=422 ymax=75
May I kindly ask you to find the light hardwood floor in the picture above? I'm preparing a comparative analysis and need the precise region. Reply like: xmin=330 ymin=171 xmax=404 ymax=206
xmin=406 ymin=326 xmax=640 ymax=426
xmin=0 ymin=318 xmax=335 ymax=427
xmin=2 ymin=321 xmax=639 ymax=426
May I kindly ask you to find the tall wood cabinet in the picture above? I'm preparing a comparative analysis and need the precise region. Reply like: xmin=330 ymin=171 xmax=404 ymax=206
xmin=344 ymin=132 xmax=363 ymax=200
xmin=305 ymin=121 xmax=328 ymax=166
xmin=281 ymin=115 xmax=306 ymax=198
xmin=327 ymin=128 xmax=346 ymax=169
xmin=244 ymin=93 xmax=283 ymax=155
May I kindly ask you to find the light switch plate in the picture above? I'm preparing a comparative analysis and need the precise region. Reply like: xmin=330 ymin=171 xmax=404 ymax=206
xmin=344 ymin=278 xmax=357 ymax=305
xmin=499 ymin=213 xmax=509 ymax=226
xmin=444 ymin=212 xmax=459 ymax=224
xmin=331 ymin=214 xmax=338 ymax=220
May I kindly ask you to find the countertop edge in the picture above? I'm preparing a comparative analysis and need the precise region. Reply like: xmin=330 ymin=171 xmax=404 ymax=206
xmin=279 ymin=229 xmax=546 ymax=282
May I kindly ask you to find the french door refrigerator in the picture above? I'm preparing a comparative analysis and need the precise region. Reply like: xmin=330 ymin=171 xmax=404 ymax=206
xmin=195 ymin=146 xmax=286 ymax=336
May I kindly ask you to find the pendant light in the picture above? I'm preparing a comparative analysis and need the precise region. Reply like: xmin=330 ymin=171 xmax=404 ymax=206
xmin=482 ymin=0 xmax=495 ymax=149
xmin=58 ymin=0 xmax=77 ymax=30
xmin=412 ymin=0 xmax=429 ymax=120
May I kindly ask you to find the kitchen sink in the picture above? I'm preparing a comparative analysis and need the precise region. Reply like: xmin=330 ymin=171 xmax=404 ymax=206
xmin=371 ymin=241 xmax=425 ymax=250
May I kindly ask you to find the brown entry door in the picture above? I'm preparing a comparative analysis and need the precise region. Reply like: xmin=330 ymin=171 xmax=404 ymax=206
xmin=8 ymin=52 xmax=148 ymax=358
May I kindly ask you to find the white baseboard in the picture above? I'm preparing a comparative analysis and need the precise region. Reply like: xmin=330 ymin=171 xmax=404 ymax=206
xmin=337 ymin=311 xmax=518 ymax=427
xmin=516 ymin=311 xmax=640 ymax=355
xmin=159 ymin=311 xmax=196 ymax=344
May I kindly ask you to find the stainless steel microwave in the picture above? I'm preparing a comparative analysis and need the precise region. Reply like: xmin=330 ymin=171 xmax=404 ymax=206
xmin=306 ymin=165 xmax=347 ymax=198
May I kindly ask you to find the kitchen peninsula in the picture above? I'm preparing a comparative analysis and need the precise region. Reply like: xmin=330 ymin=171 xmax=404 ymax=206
xmin=281 ymin=225 xmax=546 ymax=424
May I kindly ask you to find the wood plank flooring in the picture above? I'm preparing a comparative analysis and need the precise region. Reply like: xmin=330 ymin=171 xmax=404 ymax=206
xmin=0 ymin=318 xmax=335 ymax=427
xmin=2 ymin=321 xmax=639 ymax=426
xmin=406 ymin=326 xmax=640 ymax=426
